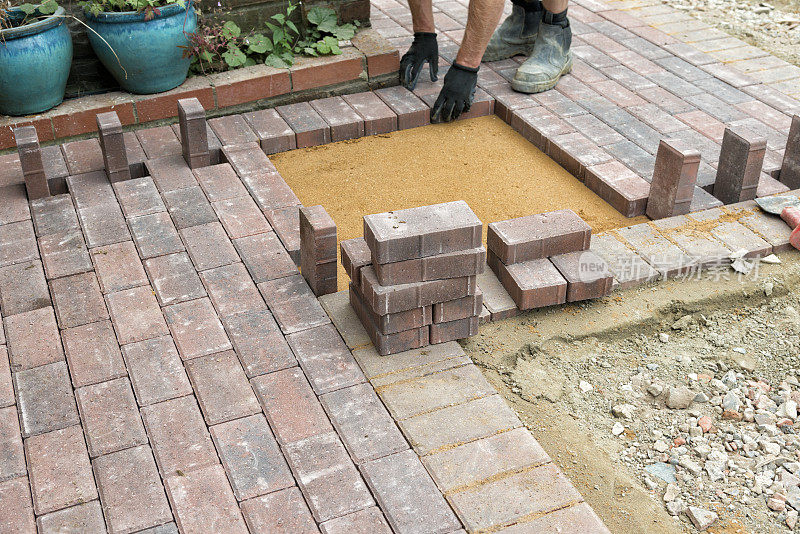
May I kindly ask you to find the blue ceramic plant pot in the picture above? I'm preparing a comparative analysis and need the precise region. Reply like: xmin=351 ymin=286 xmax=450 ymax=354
xmin=85 ymin=1 xmax=196 ymax=94
xmin=0 ymin=6 xmax=72 ymax=116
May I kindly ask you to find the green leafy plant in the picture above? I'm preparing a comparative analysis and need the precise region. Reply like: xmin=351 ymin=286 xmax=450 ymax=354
xmin=2 ymin=0 xmax=58 ymax=29
xmin=295 ymin=5 xmax=356 ymax=57
xmin=79 ymin=0 xmax=184 ymax=19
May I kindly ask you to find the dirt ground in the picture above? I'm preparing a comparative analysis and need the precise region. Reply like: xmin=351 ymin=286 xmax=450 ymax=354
xmin=272 ymin=115 xmax=646 ymax=290
xmin=464 ymin=251 xmax=800 ymax=534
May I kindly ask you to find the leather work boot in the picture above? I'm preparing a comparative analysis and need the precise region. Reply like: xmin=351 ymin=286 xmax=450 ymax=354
xmin=511 ymin=9 xmax=572 ymax=94
xmin=482 ymin=2 xmax=542 ymax=63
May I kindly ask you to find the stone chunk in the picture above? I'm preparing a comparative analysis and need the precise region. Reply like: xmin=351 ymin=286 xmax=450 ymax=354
xmin=178 ymin=97 xmax=210 ymax=169
xmin=364 ymin=201 xmax=482 ymax=264
xmin=96 ymin=111 xmax=131 ymax=182
xmin=686 ymin=506 xmax=718 ymax=531
xmin=714 ymin=126 xmax=766 ymax=204
xmin=647 ymin=139 xmax=700 ymax=219
xmin=14 ymin=126 xmax=49 ymax=200
xmin=487 ymin=209 xmax=591 ymax=264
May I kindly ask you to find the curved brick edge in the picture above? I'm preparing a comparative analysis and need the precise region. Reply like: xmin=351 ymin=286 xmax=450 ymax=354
xmin=0 ymin=28 xmax=399 ymax=151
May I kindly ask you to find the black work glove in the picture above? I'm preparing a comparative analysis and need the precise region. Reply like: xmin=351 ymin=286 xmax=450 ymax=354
xmin=431 ymin=63 xmax=478 ymax=123
xmin=400 ymin=32 xmax=439 ymax=90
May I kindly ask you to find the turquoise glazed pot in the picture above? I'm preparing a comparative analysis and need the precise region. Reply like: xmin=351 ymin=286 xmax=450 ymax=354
xmin=85 ymin=1 xmax=195 ymax=94
xmin=0 ymin=6 xmax=72 ymax=116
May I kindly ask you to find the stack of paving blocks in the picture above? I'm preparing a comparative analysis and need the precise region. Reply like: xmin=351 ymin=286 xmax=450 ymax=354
xmin=300 ymin=205 xmax=337 ymax=297
xmin=487 ymin=210 xmax=613 ymax=310
xmin=341 ymin=201 xmax=486 ymax=356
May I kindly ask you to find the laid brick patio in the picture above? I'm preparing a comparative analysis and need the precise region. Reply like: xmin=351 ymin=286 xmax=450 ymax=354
xmin=1 ymin=0 xmax=800 ymax=531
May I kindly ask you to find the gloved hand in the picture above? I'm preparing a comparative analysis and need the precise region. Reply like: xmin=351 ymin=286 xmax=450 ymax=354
xmin=400 ymin=32 xmax=439 ymax=90
xmin=431 ymin=63 xmax=478 ymax=123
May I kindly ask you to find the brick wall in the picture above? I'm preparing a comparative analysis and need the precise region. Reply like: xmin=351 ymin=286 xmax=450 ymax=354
xmin=64 ymin=0 xmax=371 ymax=98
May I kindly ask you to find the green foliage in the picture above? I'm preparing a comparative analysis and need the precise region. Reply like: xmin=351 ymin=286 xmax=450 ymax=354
xmin=79 ymin=0 xmax=184 ymax=17
xmin=4 ymin=0 xmax=58 ymax=27
xmin=186 ymin=2 xmax=359 ymax=74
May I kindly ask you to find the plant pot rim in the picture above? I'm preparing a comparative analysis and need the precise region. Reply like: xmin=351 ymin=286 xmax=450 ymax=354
xmin=83 ymin=0 xmax=192 ymax=23
xmin=0 ymin=6 xmax=66 ymax=41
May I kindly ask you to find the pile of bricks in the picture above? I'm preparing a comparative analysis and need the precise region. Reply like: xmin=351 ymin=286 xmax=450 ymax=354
xmin=487 ymin=209 xmax=614 ymax=310
xmin=341 ymin=201 xmax=486 ymax=355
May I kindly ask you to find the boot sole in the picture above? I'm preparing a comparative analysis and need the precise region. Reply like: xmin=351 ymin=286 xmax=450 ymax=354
xmin=482 ymin=44 xmax=536 ymax=63
xmin=510 ymin=56 xmax=573 ymax=94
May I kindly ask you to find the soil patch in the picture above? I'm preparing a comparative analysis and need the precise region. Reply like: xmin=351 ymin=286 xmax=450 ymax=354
xmin=272 ymin=115 xmax=647 ymax=290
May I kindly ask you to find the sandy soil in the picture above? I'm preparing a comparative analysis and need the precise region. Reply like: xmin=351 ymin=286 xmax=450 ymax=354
xmin=272 ymin=115 xmax=646 ymax=290
xmin=465 ymin=251 xmax=800 ymax=533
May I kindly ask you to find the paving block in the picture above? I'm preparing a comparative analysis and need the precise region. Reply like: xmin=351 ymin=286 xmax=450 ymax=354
xmin=201 ymin=262 xmax=266 ymax=318
xmin=429 ymin=315 xmax=480 ymax=344
xmin=62 ymin=138 xmax=104 ymax=176
xmin=284 ymin=431 xmax=374 ymax=522
xmin=121 ymin=336 xmax=192 ymax=406
xmin=163 ymin=185 xmax=217 ymax=230
xmin=320 ymin=506 xmax=392 ymax=534
xmin=178 ymin=97 xmax=210 ymax=169
xmin=506 ymin=502 xmax=610 ymax=533
xmin=361 ymin=266 xmax=477 ymax=315
xmin=221 ymin=143 xmax=277 ymax=178
xmin=0 ymin=348 xmax=12 ymax=408
xmin=757 ymin=172 xmax=790 ymax=197
xmin=144 ymin=251 xmax=207 ymax=306
xmin=361 ymin=450 xmax=461 ymax=534
xmin=136 ymin=125 xmax=182 ymax=160
xmin=687 ymin=208 xmax=772 ymax=258
xmin=65 ymin=170 xmax=113 ymax=212
xmin=319 ymin=289 xmax=372 ymax=350
xmin=233 ymin=231 xmax=297 ymax=284
xmin=0 ymin=476 xmax=36 ymax=533
xmin=243 ymin=108 xmax=297 ymax=154
xmin=240 ymin=487 xmax=317 ymax=533
xmin=0 ymin=260 xmax=50 ymax=317
xmin=75 ymin=377 xmax=147 ymax=457
xmin=0 ymin=220 xmax=38 ymax=268
xmin=422 ymin=426 xmax=550 ymax=493
xmin=90 ymin=241 xmax=148 ymax=294
xmin=93 ymin=445 xmax=172 ymax=534
xmin=341 ymin=237 xmax=372 ymax=288
xmin=651 ymin=215 xmax=732 ymax=267
xmin=781 ymin=115 xmax=800 ymax=189
xmin=550 ymin=250 xmax=614 ymax=302
xmin=374 ymin=246 xmax=486 ymax=286
xmin=209 ymin=414 xmax=294 ymax=501
xmin=0 ymin=406 xmax=26 ymax=482
xmin=287 ymin=323 xmax=365 ymax=394
xmin=77 ymin=202 xmax=131 ymax=249
xmin=165 ymin=464 xmax=248 ymax=534
xmin=378 ymin=363 xmax=494 ymax=420
xmin=584 ymin=161 xmax=651 ymax=218
xmin=144 ymin=156 xmax=196 ymax=197
xmin=222 ymin=308 xmax=296 ymax=377
xmin=351 ymin=283 xmax=432 ymax=335
xmin=113 ymin=177 xmax=166 ymax=218
xmin=213 ymin=195 xmax=272 ymax=239
xmin=5 ymin=306 xmax=63 ymax=371
xmin=140 ymin=395 xmax=218 ymax=476
xmin=36 ymin=501 xmax=105 ymax=534
xmin=106 ymin=285 xmax=169 ymax=345
xmin=691 ymin=185 xmax=725 ymax=212
xmin=0 ymin=185 xmax=29 ymax=227
xmin=277 ymin=102 xmax=332 ymax=148
xmin=589 ymin=233 xmax=660 ymax=290
xmin=433 ymin=290 xmax=483 ymax=323
xmin=448 ymin=464 xmax=583 ymax=532
xmin=123 ymin=131 xmax=148 ymax=179
xmin=487 ymin=210 xmax=591 ymax=264
xmin=14 ymin=126 xmax=49 ymax=199
xmin=15 ymin=360 xmax=79 ymax=437
xmin=476 ymin=268 xmax=517 ymax=321
xmin=128 ymin=211 xmax=185 ymax=259
xmin=185 ymin=350 xmax=260 ymax=425
xmin=266 ymin=205 xmax=301 ymax=264
xmin=240 ymin=170 xmax=301 ymax=212
xmin=300 ymin=205 xmax=337 ymax=296
xmin=180 ymin=221 xmax=239 ymax=271
xmin=646 ymin=139 xmax=700 ymax=219
xmin=209 ymin=114 xmax=258 ymax=146
xmin=164 ymin=297 xmax=232 ymax=360
xmin=364 ymin=201 xmax=481 ymax=264
xmin=615 ymin=223 xmax=696 ymax=278
xmin=488 ymin=252 xmax=566 ymax=310
xmin=375 ymin=86 xmax=430 ymax=130
xmin=349 ymin=286 xmax=430 ymax=356
xmin=320 ymin=382 xmax=407 ymax=464
xmin=399 ymin=394 xmax=521 ymax=456
xmin=343 ymin=91 xmax=398 ymax=135
xmin=251 ymin=366 xmax=334 ymax=446
xmin=25 ymin=425 xmax=97 ymax=514
xmin=355 ymin=344 xmax=467 ymax=390
xmin=96 ymin=111 xmax=130 ymax=182
xmin=258 ymin=274 xmax=330 ymax=334
xmin=194 ymin=163 xmax=248 ymax=202
xmin=311 ymin=96 xmax=366 ymax=142
xmin=714 ymin=126 xmax=767 ymax=204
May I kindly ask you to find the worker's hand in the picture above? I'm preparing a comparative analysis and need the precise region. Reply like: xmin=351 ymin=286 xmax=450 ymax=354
xmin=400 ymin=32 xmax=439 ymax=90
xmin=431 ymin=63 xmax=478 ymax=123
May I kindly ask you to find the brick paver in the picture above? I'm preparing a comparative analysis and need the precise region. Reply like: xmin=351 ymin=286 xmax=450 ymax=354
xmin=0 ymin=476 xmax=36 ymax=534
xmin=121 ymin=336 xmax=193 ymax=406
xmin=106 ymin=285 xmax=169 ymax=345
xmin=36 ymin=501 xmax=106 ymax=534
xmin=164 ymin=297 xmax=232 ymax=360
xmin=240 ymin=487 xmax=318 ymax=533
xmin=0 ymin=406 xmax=26 ymax=482
xmin=5 ymin=307 xmax=63 ymax=371
xmin=185 ymin=350 xmax=261 ymax=425
xmin=15 ymin=361 xmax=79 ymax=437
xmin=75 ymin=377 xmax=147 ymax=457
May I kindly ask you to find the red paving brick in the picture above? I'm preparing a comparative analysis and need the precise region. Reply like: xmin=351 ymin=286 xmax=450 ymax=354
xmin=36 ymin=501 xmax=106 ymax=534
xmin=165 ymin=463 xmax=248 ymax=534
xmin=145 ymin=155 xmax=197 ymax=193
xmin=0 ymin=220 xmax=38 ymax=268
xmin=90 ymin=241 xmax=148 ymax=294
xmin=234 ymin=231 xmax=298 ymax=283
xmin=0 ymin=476 xmax=36 ymax=534
xmin=164 ymin=297 xmax=232 ymax=360
xmin=144 ymin=252 xmax=207 ymax=307
xmin=243 ymin=108 xmax=297 ymax=155
xmin=121 ymin=336 xmax=193 ymax=407
xmin=240 ymin=486 xmax=318 ymax=533
xmin=185 ymin=350 xmax=260 ymax=425
xmin=38 ymin=229 xmax=92 ymax=280
xmin=201 ymin=262 xmax=266 ymax=318
xmin=128 ymin=212 xmax=185 ymax=259
xmin=258 ymin=274 xmax=331 ymax=334
xmin=0 ymin=260 xmax=51 ymax=317
xmin=113 ymin=177 xmax=166 ymax=218
xmin=0 ymin=347 xmax=13 ymax=409
xmin=287 ymin=324 xmax=365 ymax=394
xmin=5 ymin=307 xmax=63 ymax=371
xmin=29 ymin=196 xmax=78 ymax=237
xmin=106 ymin=285 xmax=169 ymax=345
xmin=75 ymin=377 xmax=147 ymax=457
xmin=320 ymin=507 xmax=392 ymax=534
xmin=93 ymin=445 xmax=173 ymax=533
xmin=15 ymin=361 xmax=80 ymax=437
xmin=163 ymin=186 xmax=218 ymax=230
xmin=194 ymin=163 xmax=249 ymax=202
xmin=213 ymin=196 xmax=272 ymax=239
xmin=25 ymin=425 xmax=98 ymax=514
xmin=0 ymin=406 xmax=26 ymax=482
xmin=311 ymin=96 xmax=366 ymax=142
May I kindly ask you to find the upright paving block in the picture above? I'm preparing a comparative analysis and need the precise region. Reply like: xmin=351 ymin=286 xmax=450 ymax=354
xmin=96 ymin=111 xmax=131 ymax=183
xmin=488 ymin=210 xmax=591 ymax=264
xmin=177 ymin=97 xmax=210 ymax=169
xmin=714 ymin=126 xmax=767 ymax=204
xmin=364 ymin=201 xmax=482 ymax=264
xmin=646 ymin=139 xmax=700 ymax=219
xmin=13 ymin=126 xmax=49 ymax=200
xmin=781 ymin=115 xmax=800 ymax=189
xmin=300 ymin=205 xmax=337 ymax=296
xmin=584 ymin=161 xmax=650 ymax=218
